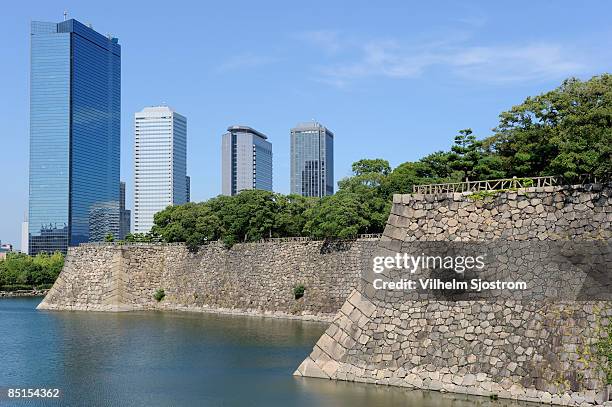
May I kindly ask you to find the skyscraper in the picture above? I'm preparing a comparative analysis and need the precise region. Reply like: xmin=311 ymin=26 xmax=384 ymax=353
xmin=133 ymin=106 xmax=187 ymax=234
xmin=221 ymin=126 xmax=273 ymax=196
xmin=21 ymin=216 xmax=28 ymax=255
xmin=119 ymin=181 xmax=131 ymax=239
xmin=290 ymin=122 xmax=334 ymax=197
xmin=29 ymin=19 xmax=120 ymax=255
xmin=186 ymin=175 xmax=191 ymax=203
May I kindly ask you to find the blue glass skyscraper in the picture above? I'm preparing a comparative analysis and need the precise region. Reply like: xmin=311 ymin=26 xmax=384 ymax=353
xmin=29 ymin=19 xmax=120 ymax=255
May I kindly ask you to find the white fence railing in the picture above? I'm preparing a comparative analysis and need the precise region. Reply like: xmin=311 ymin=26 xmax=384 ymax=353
xmin=412 ymin=174 xmax=606 ymax=195
xmin=257 ymin=233 xmax=382 ymax=243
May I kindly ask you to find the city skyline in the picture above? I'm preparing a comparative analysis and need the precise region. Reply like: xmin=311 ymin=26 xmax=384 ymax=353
xmin=2 ymin=1 xmax=611 ymax=249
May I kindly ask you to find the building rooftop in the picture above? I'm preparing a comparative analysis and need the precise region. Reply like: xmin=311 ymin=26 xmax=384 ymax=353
xmin=226 ymin=125 xmax=268 ymax=140
xmin=32 ymin=19 xmax=120 ymax=56
xmin=137 ymin=105 xmax=175 ymax=113
xmin=135 ymin=106 xmax=186 ymax=120
xmin=291 ymin=122 xmax=333 ymax=136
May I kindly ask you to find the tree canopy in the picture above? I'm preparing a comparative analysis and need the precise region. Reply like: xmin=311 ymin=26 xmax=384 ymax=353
xmin=0 ymin=252 xmax=64 ymax=289
xmin=491 ymin=74 xmax=612 ymax=178
xmin=151 ymin=190 xmax=319 ymax=249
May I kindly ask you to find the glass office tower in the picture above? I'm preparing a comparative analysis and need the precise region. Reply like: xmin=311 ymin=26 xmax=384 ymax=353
xmin=186 ymin=175 xmax=191 ymax=203
xmin=133 ymin=106 xmax=187 ymax=234
xmin=290 ymin=122 xmax=334 ymax=197
xmin=221 ymin=126 xmax=273 ymax=196
xmin=29 ymin=19 xmax=121 ymax=255
xmin=119 ymin=181 xmax=131 ymax=239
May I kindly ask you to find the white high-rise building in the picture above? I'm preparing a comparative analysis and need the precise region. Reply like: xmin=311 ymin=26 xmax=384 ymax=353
xmin=133 ymin=106 xmax=187 ymax=234
xmin=21 ymin=216 xmax=29 ymax=254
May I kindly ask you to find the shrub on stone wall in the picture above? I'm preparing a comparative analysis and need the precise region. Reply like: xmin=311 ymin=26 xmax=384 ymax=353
xmin=293 ymin=284 xmax=305 ymax=300
xmin=153 ymin=289 xmax=165 ymax=302
xmin=597 ymin=321 xmax=612 ymax=384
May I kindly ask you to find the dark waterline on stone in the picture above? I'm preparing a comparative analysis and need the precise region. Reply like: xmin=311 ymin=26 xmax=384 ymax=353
xmin=0 ymin=297 xmax=529 ymax=406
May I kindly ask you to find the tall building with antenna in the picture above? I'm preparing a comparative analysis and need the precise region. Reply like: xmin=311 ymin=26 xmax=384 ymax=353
xmin=29 ymin=18 xmax=121 ymax=254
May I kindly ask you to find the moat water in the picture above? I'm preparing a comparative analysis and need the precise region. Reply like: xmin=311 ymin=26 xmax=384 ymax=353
xmin=0 ymin=297 xmax=527 ymax=406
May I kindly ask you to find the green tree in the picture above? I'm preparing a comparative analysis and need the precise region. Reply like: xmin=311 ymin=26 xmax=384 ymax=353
xmin=339 ymin=159 xmax=392 ymax=232
xmin=274 ymin=194 xmax=316 ymax=237
xmin=0 ymin=252 xmax=64 ymax=289
xmin=449 ymin=129 xmax=480 ymax=180
xmin=380 ymin=161 xmax=421 ymax=197
xmin=447 ymin=129 xmax=505 ymax=181
xmin=124 ymin=232 xmax=161 ymax=243
xmin=235 ymin=189 xmax=279 ymax=241
xmin=30 ymin=252 xmax=64 ymax=285
xmin=417 ymin=151 xmax=458 ymax=181
xmin=351 ymin=159 xmax=391 ymax=177
xmin=303 ymin=193 xmax=370 ymax=238
xmin=153 ymin=190 xmax=296 ymax=249
xmin=492 ymin=74 xmax=612 ymax=178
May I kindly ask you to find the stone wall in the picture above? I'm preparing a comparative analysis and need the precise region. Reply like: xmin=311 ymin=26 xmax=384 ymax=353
xmin=38 ymin=239 xmax=378 ymax=321
xmin=295 ymin=184 xmax=612 ymax=405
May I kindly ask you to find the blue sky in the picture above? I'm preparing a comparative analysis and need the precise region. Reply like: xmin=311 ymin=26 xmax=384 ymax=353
xmin=1 ymin=0 xmax=611 ymax=249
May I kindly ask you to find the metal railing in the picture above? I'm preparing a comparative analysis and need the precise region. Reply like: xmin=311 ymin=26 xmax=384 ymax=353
xmin=412 ymin=175 xmax=606 ymax=195
xmin=257 ymin=236 xmax=313 ymax=243
xmin=356 ymin=233 xmax=384 ymax=240
xmin=257 ymin=233 xmax=382 ymax=243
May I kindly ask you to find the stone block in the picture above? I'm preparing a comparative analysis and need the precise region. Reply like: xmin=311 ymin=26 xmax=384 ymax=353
xmin=294 ymin=357 xmax=330 ymax=379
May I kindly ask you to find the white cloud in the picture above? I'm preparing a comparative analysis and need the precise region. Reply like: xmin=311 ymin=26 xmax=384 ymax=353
xmin=300 ymin=31 xmax=595 ymax=86
xmin=450 ymin=44 xmax=585 ymax=82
